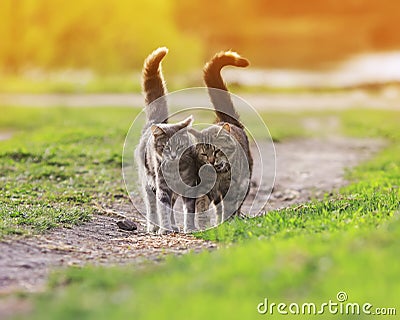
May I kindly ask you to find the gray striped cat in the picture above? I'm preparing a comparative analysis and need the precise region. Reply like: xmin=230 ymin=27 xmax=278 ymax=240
xmin=135 ymin=47 xmax=199 ymax=234
xmin=195 ymin=51 xmax=253 ymax=225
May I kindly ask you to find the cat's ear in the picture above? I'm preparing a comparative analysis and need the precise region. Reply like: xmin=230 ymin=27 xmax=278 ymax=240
xmin=151 ymin=125 xmax=166 ymax=137
xmin=177 ymin=115 xmax=194 ymax=129
xmin=222 ymin=123 xmax=231 ymax=132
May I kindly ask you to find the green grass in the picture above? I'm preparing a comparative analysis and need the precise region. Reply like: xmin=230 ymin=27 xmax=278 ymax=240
xmin=0 ymin=106 xmax=307 ymax=236
xmin=1 ymin=107 xmax=399 ymax=319
xmin=198 ymin=109 xmax=400 ymax=243
xmin=0 ymin=106 xmax=140 ymax=235
xmin=27 ymin=217 xmax=400 ymax=320
xmin=198 ymin=150 xmax=400 ymax=244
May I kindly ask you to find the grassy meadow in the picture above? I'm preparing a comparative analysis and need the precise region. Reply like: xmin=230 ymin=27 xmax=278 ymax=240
xmin=0 ymin=106 xmax=399 ymax=319
xmin=2 ymin=1 xmax=400 ymax=318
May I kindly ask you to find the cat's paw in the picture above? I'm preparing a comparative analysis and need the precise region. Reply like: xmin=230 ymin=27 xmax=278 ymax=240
xmin=171 ymin=225 xmax=180 ymax=233
xmin=147 ymin=224 xmax=160 ymax=234
xmin=158 ymin=228 xmax=174 ymax=235
xmin=197 ymin=222 xmax=209 ymax=230
xmin=197 ymin=215 xmax=211 ymax=230
xmin=183 ymin=226 xmax=197 ymax=234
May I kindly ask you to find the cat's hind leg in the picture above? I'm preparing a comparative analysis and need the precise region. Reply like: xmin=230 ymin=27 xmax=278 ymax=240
xmin=196 ymin=195 xmax=211 ymax=230
xmin=170 ymin=194 xmax=179 ymax=233
xmin=183 ymin=197 xmax=196 ymax=233
xmin=214 ymin=195 xmax=224 ymax=225
xmin=157 ymin=188 xmax=174 ymax=235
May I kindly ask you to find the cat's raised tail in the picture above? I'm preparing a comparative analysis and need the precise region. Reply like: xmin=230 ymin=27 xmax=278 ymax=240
xmin=142 ymin=47 xmax=169 ymax=124
xmin=203 ymin=51 xmax=249 ymax=129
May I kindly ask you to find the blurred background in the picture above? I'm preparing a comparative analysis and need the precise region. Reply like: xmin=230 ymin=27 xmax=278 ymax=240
xmin=0 ymin=0 xmax=400 ymax=93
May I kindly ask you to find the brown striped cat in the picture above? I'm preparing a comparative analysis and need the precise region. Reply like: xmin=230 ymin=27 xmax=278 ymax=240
xmin=195 ymin=51 xmax=253 ymax=225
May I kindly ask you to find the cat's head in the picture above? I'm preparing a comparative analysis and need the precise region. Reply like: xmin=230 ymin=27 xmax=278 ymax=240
xmin=150 ymin=116 xmax=194 ymax=160
xmin=196 ymin=123 xmax=235 ymax=173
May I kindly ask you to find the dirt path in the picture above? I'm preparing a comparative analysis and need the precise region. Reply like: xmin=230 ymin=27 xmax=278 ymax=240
xmin=0 ymin=132 xmax=13 ymax=141
xmin=0 ymin=136 xmax=384 ymax=302
xmin=266 ymin=137 xmax=384 ymax=209
xmin=0 ymin=91 xmax=399 ymax=110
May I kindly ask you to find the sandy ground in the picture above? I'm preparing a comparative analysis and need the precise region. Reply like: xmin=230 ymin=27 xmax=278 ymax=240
xmin=0 ymin=132 xmax=13 ymax=141
xmin=0 ymin=91 xmax=399 ymax=110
